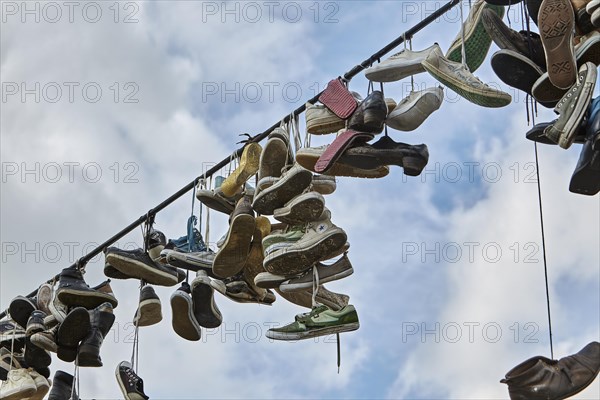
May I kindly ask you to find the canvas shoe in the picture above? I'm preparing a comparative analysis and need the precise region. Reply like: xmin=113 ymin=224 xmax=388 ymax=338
xmin=365 ymin=43 xmax=442 ymax=82
xmin=586 ymin=0 xmax=600 ymax=14
xmin=491 ymin=50 xmax=547 ymax=99
xmin=252 ymin=163 xmax=313 ymax=215
xmin=526 ymin=118 xmax=587 ymax=144
xmin=446 ymin=0 xmax=505 ymax=72
xmin=23 ymin=337 xmax=51 ymax=370
xmin=134 ymin=285 xmax=162 ymax=327
xmin=47 ymin=291 xmax=69 ymax=324
xmin=0 ymin=321 xmax=26 ymax=349
xmin=212 ymin=195 xmax=256 ymax=278
xmin=539 ymin=0 xmax=576 ymax=89
xmin=254 ymin=271 xmax=289 ymax=289
xmin=105 ymin=247 xmax=181 ymax=287
xmin=0 ymin=348 xmax=21 ymax=381
xmin=241 ymin=216 xmax=272 ymax=295
xmin=347 ymin=91 xmax=388 ymax=133
xmin=277 ymin=285 xmax=350 ymax=311
xmin=570 ymin=131 xmax=600 ymax=195
xmin=482 ymin=8 xmax=546 ymax=68
xmin=56 ymin=307 xmax=91 ymax=363
xmin=264 ymin=209 xmax=347 ymax=276
xmin=211 ymin=275 xmax=276 ymax=305
xmin=9 ymin=296 xmax=37 ymax=329
xmin=161 ymin=249 xmax=215 ymax=273
xmin=546 ymin=62 xmax=597 ymax=148
xmin=385 ymin=87 xmax=444 ymax=131
xmin=30 ymin=325 xmax=58 ymax=353
xmin=274 ymin=191 xmax=325 ymax=225
xmin=311 ymin=175 xmax=336 ymax=195
xmin=423 ymin=44 xmax=512 ymax=107
xmin=116 ymin=361 xmax=149 ymax=400
xmin=305 ymin=102 xmax=346 ymax=134
xmin=191 ymin=270 xmax=222 ymax=328
xmin=195 ymin=186 xmax=236 ymax=215
xmin=0 ymin=368 xmax=37 ymax=400
xmin=77 ymin=302 xmax=115 ymax=367
xmin=55 ymin=267 xmax=118 ymax=309
xmin=262 ymin=226 xmax=305 ymax=258
xmin=170 ymin=283 xmax=201 ymax=341
xmin=35 ymin=283 xmax=54 ymax=316
xmin=296 ymin=145 xmax=390 ymax=178
xmin=27 ymin=369 xmax=51 ymax=400
xmin=220 ymin=143 xmax=261 ymax=197
xmin=48 ymin=370 xmax=77 ymax=400
xmin=279 ymin=253 xmax=354 ymax=292
xmin=266 ymin=304 xmax=359 ymax=340
xmin=259 ymin=126 xmax=292 ymax=182
xmin=25 ymin=311 xmax=46 ymax=337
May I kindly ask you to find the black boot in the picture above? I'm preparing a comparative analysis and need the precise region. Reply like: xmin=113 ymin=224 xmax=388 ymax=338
xmin=48 ymin=370 xmax=78 ymax=400
xmin=56 ymin=267 xmax=116 ymax=309
xmin=77 ymin=302 xmax=115 ymax=367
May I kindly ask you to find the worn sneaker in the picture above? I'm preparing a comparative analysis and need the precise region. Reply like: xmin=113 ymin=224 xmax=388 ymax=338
xmin=191 ymin=271 xmax=222 ymax=328
xmin=56 ymin=307 xmax=91 ymax=363
xmin=211 ymin=275 xmax=276 ymax=305
xmin=195 ymin=186 xmax=236 ymax=215
xmin=348 ymin=91 xmax=388 ymax=133
xmin=491 ymin=49 xmax=546 ymax=98
xmin=212 ymin=195 xmax=256 ymax=278
xmin=0 ymin=321 xmax=26 ymax=350
xmin=266 ymin=304 xmax=359 ymax=340
xmin=264 ymin=209 xmax=347 ymax=276
xmin=116 ymin=361 xmax=149 ymax=400
xmin=539 ymin=0 xmax=576 ymax=89
xmin=258 ymin=127 xmax=291 ymax=182
xmin=9 ymin=296 xmax=37 ymax=329
xmin=254 ymin=271 xmax=289 ymax=289
xmin=423 ymin=44 xmax=512 ymax=107
xmin=570 ymin=131 xmax=600 ymax=195
xmin=241 ymin=216 xmax=272 ymax=297
xmin=77 ymin=302 xmax=115 ymax=367
xmin=365 ymin=43 xmax=441 ymax=82
xmin=220 ymin=143 xmax=261 ymax=197
xmin=24 ymin=337 xmax=51 ymax=370
xmin=276 ymin=285 xmax=350 ymax=311
xmin=0 ymin=368 xmax=37 ymax=400
xmin=170 ymin=283 xmax=201 ymax=341
xmin=305 ymin=103 xmax=346 ymax=134
xmin=385 ymin=87 xmax=444 ymax=131
xmin=30 ymin=325 xmax=58 ymax=353
xmin=311 ymin=175 xmax=336 ymax=195
xmin=546 ymin=62 xmax=597 ymax=148
xmin=134 ymin=286 xmax=162 ymax=327
xmin=105 ymin=247 xmax=181 ymax=287
xmin=252 ymin=163 xmax=313 ymax=215
xmin=55 ymin=267 xmax=117 ymax=309
xmin=446 ymin=0 xmax=505 ymax=72
xmin=296 ymin=145 xmax=390 ymax=179
xmin=28 ymin=369 xmax=51 ymax=400
xmin=262 ymin=226 xmax=305 ymax=258
xmin=279 ymin=253 xmax=354 ymax=292
xmin=35 ymin=283 xmax=54 ymax=316
xmin=161 ymin=249 xmax=215 ymax=272
xmin=273 ymin=191 xmax=325 ymax=225
xmin=0 ymin=348 xmax=21 ymax=381
xmin=48 ymin=370 xmax=77 ymax=400
xmin=25 ymin=311 xmax=46 ymax=337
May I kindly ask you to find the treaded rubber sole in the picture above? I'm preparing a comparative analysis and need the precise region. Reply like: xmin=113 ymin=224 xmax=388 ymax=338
xmin=539 ymin=0 xmax=576 ymax=89
xmin=266 ymin=322 xmax=360 ymax=341
xmin=170 ymin=293 xmax=201 ymax=341
xmin=135 ymin=298 xmax=162 ymax=327
xmin=212 ymin=214 xmax=255 ymax=278
xmin=191 ymin=277 xmax=222 ymax=329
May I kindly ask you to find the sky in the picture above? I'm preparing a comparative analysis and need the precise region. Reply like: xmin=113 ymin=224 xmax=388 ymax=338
xmin=1 ymin=1 xmax=599 ymax=399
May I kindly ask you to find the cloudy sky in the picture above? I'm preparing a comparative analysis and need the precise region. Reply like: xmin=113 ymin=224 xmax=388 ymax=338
xmin=1 ymin=1 xmax=598 ymax=399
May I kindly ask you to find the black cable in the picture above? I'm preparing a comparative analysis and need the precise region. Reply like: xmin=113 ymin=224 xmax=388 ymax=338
xmin=0 ymin=0 xmax=461 ymax=320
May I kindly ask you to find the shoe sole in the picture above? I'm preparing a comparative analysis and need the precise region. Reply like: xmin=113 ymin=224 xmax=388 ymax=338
xmin=338 ymin=146 xmax=428 ymax=177
xmin=56 ymin=288 xmax=117 ymax=309
xmin=259 ymin=137 xmax=288 ymax=180
xmin=166 ymin=251 xmax=213 ymax=272
xmin=279 ymin=266 xmax=354 ymax=292
xmin=558 ymin=65 xmax=597 ymax=149
xmin=295 ymin=152 xmax=390 ymax=179
xmin=264 ymin=228 xmax=347 ymax=276
xmin=306 ymin=114 xmax=345 ymax=134
xmin=385 ymin=92 xmax=442 ymax=132
xmin=36 ymin=284 xmax=53 ymax=315
xmin=421 ymin=59 xmax=511 ymax=108
xmin=254 ymin=272 xmax=288 ymax=289
xmin=212 ymin=214 xmax=255 ymax=278
xmin=106 ymin=253 xmax=178 ymax=286
xmin=276 ymin=287 xmax=350 ymax=310
xmin=266 ymin=322 xmax=360 ymax=341
xmin=273 ymin=192 xmax=325 ymax=225
xmin=191 ymin=277 xmax=222 ymax=329
xmin=9 ymin=297 xmax=36 ymax=329
xmin=0 ymin=387 xmax=37 ymax=400
xmin=195 ymin=190 xmax=234 ymax=215
xmin=30 ymin=332 xmax=58 ymax=353
xmin=365 ymin=60 xmax=427 ymax=83
xmin=252 ymin=167 xmax=313 ymax=215
xmin=539 ymin=0 xmax=576 ymax=89
xmin=446 ymin=3 xmax=504 ymax=72
xmin=57 ymin=307 xmax=91 ymax=347
xmin=116 ymin=364 xmax=147 ymax=400
xmin=531 ymin=72 xmax=568 ymax=105
xmin=170 ymin=292 xmax=201 ymax=341
xmin=135 ymin=298 xmax=162 ymax=327
xmin=220 ymin=143 xmax=261 ymax=197
xmin=491 ymin=50 xmax=544 ymax=96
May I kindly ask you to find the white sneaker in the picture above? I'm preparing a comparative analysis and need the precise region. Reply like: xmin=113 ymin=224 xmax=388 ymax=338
xmin=386 ymin=86 xmax=444 ymax=131
xmin=28 ymin=369 xmax=51 ymax=400
xmin=0 ymin=368 xmax=37 ymax=400
xmin=365 ymin=43 xmax=441 ymax=82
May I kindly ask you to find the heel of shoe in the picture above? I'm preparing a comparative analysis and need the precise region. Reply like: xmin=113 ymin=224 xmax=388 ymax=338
xmin=402 ymin=156 xmax=427 ymax=176
xmin=363 ymin=108 xmax=387 ymax=129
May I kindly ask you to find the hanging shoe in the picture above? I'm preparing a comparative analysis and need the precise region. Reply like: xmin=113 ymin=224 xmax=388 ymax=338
xmin=311 ymin=175 xmax=337 ymax=195
xmin=220 ymin=143 xmax=261 ymax=198
xmin=501 ymin=341 xmax=600 ymax=400
xmin=273 ymin=191 xmax=326 ymax=225
xmin=195 ymin=186 xmax=236 ymax=215
xmin=365 ymin=43 xmax=441 ymax=82
xmin=190 ymin=271 xmax=222 ymax=329
xmin=258 ymin=126 xmax=291 ymax=182
xmin=55 ymin=267 xmax=118 ymax=309
xmin=385 ymin=87 xmax=444 ymax=132
xmin=134 ymin=285 xmax=162 ymax=327
xmin=30 ymin=325 xmax=58 ymax=353
xmin=296 ymin=145 xmax=390 ymax=178
xmin=491 ymin=50 xmax=547 ymax=99
xmin=170 ymin=283 xmax=201 ymax=341
xmin=526 ymin=118 xmax=587 ymax=144
xmin=35 ymin=283 xmax=54 ymax=316
xmin=24 ymin=337 xmax=51 ymax=371
xmin=279 ymin=254 xmax=354 ymax=292
xmin=9 ymin=296 xmax=37 ymax=329
xmin=422 ymin=44 xmax=512 ymax=107
xmin=104 ymin=247 xmax=182 ymax=287
xmin=0 ymin=368 xmax=37 ymax=400
xmin=446 ymin=0 xmax=505 ymax=72
xmin=48 ymin=370 xmax=77 ymax=400
xmin=539 ymin=0 xmax=576 ymax=89
xmin=77 ymin=302 xmax=115 ymax=367
xmin=305 ymin=103 xmax=346 ymax=134
xmin=56 ymin=307 xmax=91 ymax=363
xmin=347 ymin=91 xmax=388 ymax=133
xmin=27 ymin=369 xmax=51 ymax=400
xmin=116 ymin=361 xmax=149 ymax=400
xmin=254 ymin=271 xmax=289 ymax=289
xmin=546 ymin=62 xmax=597 ymax=148
xmin=240 ymin=216 xmax=272 ymax=297
xmin=25 ymin=310 xmax=46 ymax=337
xmin=0 ymin=348 xmax=21 ymax=381
xmin=211 ymin=275 xmax=276 ymax=305
xmin=161 ymin=248 xmax=215 ymax=273
xmin=212 ymin=195 xmax=256 ymax=278
xmin=277 ymin=285 xmax=350 ymax=310
xmin=252 ymin=163 xmax=313 ymax=215
xmin=570 ymin=131 xmax=600 ymax=195
xmin=266 ymin=304 xmax=359 ymax=341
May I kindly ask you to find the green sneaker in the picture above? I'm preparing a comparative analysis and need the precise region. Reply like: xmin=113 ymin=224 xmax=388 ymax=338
xmin=262 ymin=226 xmax=304 ymax=256
xmin=266 ymin=304 xmax=359 ymax=341
xmin=446 ymin=0 xmax=505 ymax=72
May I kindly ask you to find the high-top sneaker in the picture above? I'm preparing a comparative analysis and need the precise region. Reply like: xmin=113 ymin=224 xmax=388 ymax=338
xmin=9 ymin=296 xmax=37 ymax=329
xmin=146 ymin=229 xmax=167 ymax=261
xmin=263 ymin=208 xmax=347 ymax=276
xmin=170 ymin=283 xmax=202 ymax=341
xmin=26 ymin=311 xmax=46 ymax=337
xmin=134 ymin=285 xmax=162 ymax=327
xmin=0 ymin=321 xmax=27 ymax=354
xmin=77 ymin=302 xmax=115 ymax=367
xmin=104 ymin=247 xmax=183 ymax=286
xmin=56 ymin=267 xmax=117 ymax=309
xmin=0 ymin=368 xmax=37 ymax=400
xmin=91 ymin=279 xmax=118 ymax=308
xmin=35 ymin=283 xmax=54 ymax=316
xmin=191 ymin=270 xmax=222 ymax=328
xmin=24 ymin=336 xmax=51 ymax=371
xmin=116 ymin=361 xmax=149 ymax=400
xmin=252 ymin=163 xmax=313 ymax=215
xmin=48 ymin=370 xmax=78 ymax=400
xmin=57 ymin=307 xmax=91 ymax=363
xmin=30 ymin=325 xmax=58 ymax=353
xmin=220 ymin=142 xmax=262 ymax=197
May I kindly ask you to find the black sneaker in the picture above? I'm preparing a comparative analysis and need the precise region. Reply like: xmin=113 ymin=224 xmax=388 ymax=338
xmin=105 ymin=247 xmax=181 ymax=287
xmin=30 ymin=325 xmax=58 ymax=353
xmin=170 ymin=283 xmax=201 ymax=341
xmin=24 ymin=337 xmax=51 ymax=370
xmin=56 ymin=267 xmax=117 ymax=309
xmin=48 ymin=370 xmax=78 ymax=400
xmin=116 ymin=361 xmax=149 ymax=400
xmin=134 ymin=285 xmax=162 ymax=327
xmin=348 ymin=91 xmax=388 ymax=133
xmin=57 ymin=307 xmax=91 ymax=363
xmin=191 ymin=271 xmax=222 ymax=328
xmin=77 ymin=302 xmax=115 ymax=367
xmin=25 ymin=310 xmax=46 ymax=337
xmin=9 ymin=296 xmax=37 ymax=329
xmin=570 ymin=129 xmax=600 ymax=195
